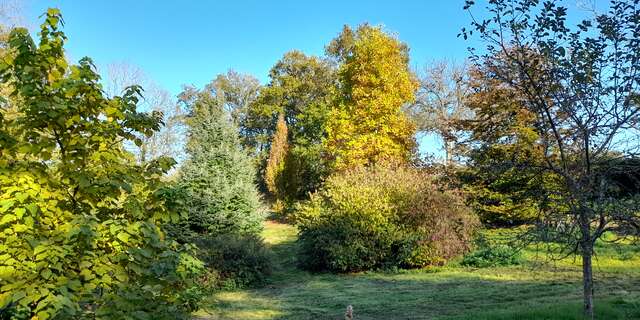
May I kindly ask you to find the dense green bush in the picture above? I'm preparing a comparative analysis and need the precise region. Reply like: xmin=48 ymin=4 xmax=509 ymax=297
xmin=195 ymin=234 xmax=273 ymax=289
xmin=296 ymin=165 xmax=479 ymax=273
xmin=461 ymin=244 xmax=523 ymax=268
xmin=0 ymin=10 xmax=203 ymax=319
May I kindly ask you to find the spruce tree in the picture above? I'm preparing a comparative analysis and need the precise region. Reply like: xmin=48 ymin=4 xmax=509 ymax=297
xmin=174 ymin=87 xmax=263 ymax=239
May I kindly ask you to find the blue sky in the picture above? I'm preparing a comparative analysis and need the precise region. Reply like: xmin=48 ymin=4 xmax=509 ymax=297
xmin=25 ymin=1 xmax=475 ymax=93
xmin=23 ymin=1 xmax=482 ymax=157
xmin=21 ymin=1 xmax=600 ymax=158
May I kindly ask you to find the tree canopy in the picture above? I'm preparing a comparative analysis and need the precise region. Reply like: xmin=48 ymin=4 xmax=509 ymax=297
xmin=0 ymin=9 xmax=202 ymax=319
xmin=463 ymin=0 xmax=640 ymax=316
xmin=325 ymin=24 xmax=418 ymax=171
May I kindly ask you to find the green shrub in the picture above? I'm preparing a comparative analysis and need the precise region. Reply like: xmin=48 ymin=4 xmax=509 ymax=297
xmin=0 ymin=11 xmax=203 ymax=319
xmin=461 ymin=243 xmax=523 ymax=268
xmin=296 ymin=164 xmax=479 ymax=272
xmin=195 ymin=234 xmax=273 ymax=289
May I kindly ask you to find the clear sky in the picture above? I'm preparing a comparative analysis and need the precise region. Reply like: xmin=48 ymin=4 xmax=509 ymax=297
xmin=21 ymin=1 xmax=485 ymax=157
xmin=25 ymin=1 xmax=476 ymax=94
xmin=20 ymin=0 xmax=603 ymax=158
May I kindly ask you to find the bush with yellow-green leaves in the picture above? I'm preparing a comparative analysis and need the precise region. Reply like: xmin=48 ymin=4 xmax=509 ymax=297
xmin=296 ymin=164 xmax=479 ymax=273
xmin=0 ymin=9 xmax=203 ymax=319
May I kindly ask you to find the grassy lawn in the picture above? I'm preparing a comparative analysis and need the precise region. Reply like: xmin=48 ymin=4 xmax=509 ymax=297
xmin=194 ymin=221 xmax=640 ymax=320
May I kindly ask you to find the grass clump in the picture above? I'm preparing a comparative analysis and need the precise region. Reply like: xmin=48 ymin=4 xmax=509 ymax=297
xmin=461 ymin=244 xmax=523 ymax=268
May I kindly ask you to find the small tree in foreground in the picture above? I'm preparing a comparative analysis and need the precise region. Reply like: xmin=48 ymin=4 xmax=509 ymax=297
xmin=462 ymin=0 xmax=640 ymax=317
xmin=0 ymin=10 xmax=202 ymax=319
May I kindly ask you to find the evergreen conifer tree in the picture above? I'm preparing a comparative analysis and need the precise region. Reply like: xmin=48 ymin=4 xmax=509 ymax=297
xmin=174 ymin=87 xmax=263 ymax=238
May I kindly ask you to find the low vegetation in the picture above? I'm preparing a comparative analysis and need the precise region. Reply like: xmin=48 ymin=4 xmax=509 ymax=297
xmin=195 ymin=234 xmax=273 ymax=290
xmin=296 ymin=165 xmax=478 ymax=272
xmin=195 ymin=222 xmax=640 ymax=320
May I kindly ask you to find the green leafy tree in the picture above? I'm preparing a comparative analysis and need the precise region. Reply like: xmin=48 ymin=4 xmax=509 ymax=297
xmin=173 ymin=85 xmax=263 ymax=239
xmin=325 ymin=24 xmax=418 ymax=171
xmin=204 ymin=70 xmax=261 ymax=135
xmin=458 ymin=65 xmax=556 ymax=225
xmin=463 ymin=0 xmax=640 ymax=316
xmin=0 ymin=9 xmax=202 ymax=319
xmin=245 ymin=51 xmax=335 ymax=196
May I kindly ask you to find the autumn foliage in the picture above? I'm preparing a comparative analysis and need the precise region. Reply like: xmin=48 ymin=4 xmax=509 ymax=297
xmin=296 ymin=164 xmax=478 ymax=272
xmin=264 ymin=113 xmax=289 ymax=200
xmin=325 ymin=25 xmax=418 ymax=171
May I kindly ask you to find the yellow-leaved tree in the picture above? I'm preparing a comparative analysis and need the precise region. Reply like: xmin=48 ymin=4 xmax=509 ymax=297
xmin=264 ymin=113 xmax=288 ymax=200
xmin=325 ymin=24 xmax=418 ymax=170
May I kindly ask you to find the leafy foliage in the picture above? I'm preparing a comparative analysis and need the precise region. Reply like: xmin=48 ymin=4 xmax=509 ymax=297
xmin=296 ymin=164 xmax=478 ymax=273
xmin=461 ymin=240 xmax=523 ymax=268
xmin=463 ymin=0 xmax=640 ymax=315
xmin=325 ymin=24 xmax=418 ymax=171
xmin=206 ymin=70 xmax=261 ymax=129
xmin=264 ymin=113 xmax=288 ymax=201
xmin=245 ymin=51 xmax=334 ymax=197
xmin=458 ymin=66 xmax=558 ymax=226
xmin=171 ymin=86 xmax=263 ymax=240
xmin=0 ymin=9 xmax=203 ymax=319
xmin=194 ymin=234 xmax=273 ymax=290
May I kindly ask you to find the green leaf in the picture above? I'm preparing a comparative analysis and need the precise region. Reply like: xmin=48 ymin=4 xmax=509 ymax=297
xmin=116 ymin=232 xmax=130 ymax=243
xmin=15 ymin=207 xmax=26 ymax=219
xmin=0 ymin=200 xmax=15 ymax=213
xmin=25 ymin=203 xmax=38 ymax=215
xmin=41 ymin=268 xmax=52 ymax=280
xmin=0 ymin=214 xmax=16 ymax=225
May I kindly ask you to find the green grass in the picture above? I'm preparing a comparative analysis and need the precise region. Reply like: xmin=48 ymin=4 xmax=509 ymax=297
xmin=194 ymin=221 xmax=640 ymax=320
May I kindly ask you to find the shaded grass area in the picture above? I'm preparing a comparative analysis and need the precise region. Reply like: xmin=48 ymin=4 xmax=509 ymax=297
xmin=194 ymin=221 xmax=640 ymax=320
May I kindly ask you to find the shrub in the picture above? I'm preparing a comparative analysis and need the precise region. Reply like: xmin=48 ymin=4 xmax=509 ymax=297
xmin=0 ymin=11 xmax=203 ymax=319
xmin=195 ymin=234 xmax=273 ymax=289
xmin=296 ymin=164 xmax=479 ymax=272
xmin=461 ymin=243 xmax=523 ymax=268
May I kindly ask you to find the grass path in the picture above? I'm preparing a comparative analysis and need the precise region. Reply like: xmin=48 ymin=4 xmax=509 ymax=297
xmin=194 ymin=221 xmax=640 ymax=319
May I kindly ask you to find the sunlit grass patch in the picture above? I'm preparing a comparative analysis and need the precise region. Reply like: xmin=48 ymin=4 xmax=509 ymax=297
xmin=196 ymin=221 xmax=640 ymax=319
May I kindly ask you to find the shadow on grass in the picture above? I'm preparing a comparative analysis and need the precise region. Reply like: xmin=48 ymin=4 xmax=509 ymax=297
xmin=195 ymin=223 xmax=640 ymax=320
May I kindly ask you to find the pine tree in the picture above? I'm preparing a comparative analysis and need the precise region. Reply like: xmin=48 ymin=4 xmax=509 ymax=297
xmin=175 ymin=87 xmax=263 ymax=239
xmin=264 ymin=113 xmax=289 ymax=200
xmin=325 ymin=24 xmax=418 ymax=171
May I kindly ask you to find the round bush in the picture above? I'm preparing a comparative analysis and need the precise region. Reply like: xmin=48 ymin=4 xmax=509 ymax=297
xmin=295 ymin=164 xmax=479 ymax=272
xmin=195 ymin=234 xmax=273 ymax=289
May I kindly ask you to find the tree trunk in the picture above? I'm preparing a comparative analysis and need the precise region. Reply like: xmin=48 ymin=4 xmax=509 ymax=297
xmin=443 ymin=138 xmax=453 ymax=166
xmin=581 ymin=242 xmax=594 ymax=319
